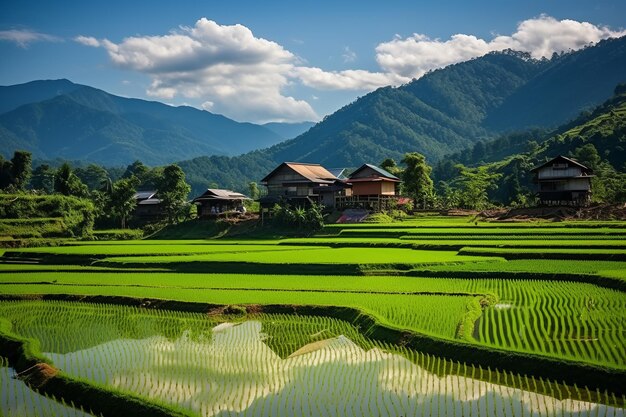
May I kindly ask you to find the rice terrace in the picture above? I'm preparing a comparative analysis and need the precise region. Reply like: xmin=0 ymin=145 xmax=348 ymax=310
xmin=2 ymin=1 xmax=626 ymax=416
xmin=0 ymin=214 xmax=625 ymax=417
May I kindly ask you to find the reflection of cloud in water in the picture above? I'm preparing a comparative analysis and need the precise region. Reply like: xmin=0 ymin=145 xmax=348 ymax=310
xmin=47 ymin=321 xmax=623 ymax=417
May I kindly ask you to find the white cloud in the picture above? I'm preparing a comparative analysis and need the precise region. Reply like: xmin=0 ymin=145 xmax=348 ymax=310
xmin=0 ymin=29 xmax=61 ymax=48
xmin=375 ymin=15 xmax=626 ymax=79
xmin=74 ymin=35 xmax=101 ymax=47
xmin=294 ymin=67 xmax=408 ymax=91
xmin=342 ymin=46 xmax=357 ymax=63
xmin=89 ymin=18 xmax=316 ymax=123
xmin=76 ymin=15 xmax=626 ymax=122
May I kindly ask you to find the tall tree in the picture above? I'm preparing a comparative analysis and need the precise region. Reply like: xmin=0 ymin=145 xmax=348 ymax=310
xmin=31 ymin=164 xmax=55 ymax=193
xmin=0 ymin=156 xmax=12 ymax=189
xmin=157 ymin=164 xmax=191 ymax=223
xmin=248 ymin=182 xmax=260 ymax=200
xmin=75 ymin=164 xmax=110 ymax=191
xmin=10 ymin=151 xmax=32 ymax=191
xmin=108 ymin=176 xmax=140 ymax=229
xmin=454 ymin=165 xmax=502 ymax=210
xmin=380 ymin=158 xmax=402 ymax=176
xmin=54 ymin=163 xmax=88 ymax=197
xmin=401 ymin=152 xmax=434 ymax=209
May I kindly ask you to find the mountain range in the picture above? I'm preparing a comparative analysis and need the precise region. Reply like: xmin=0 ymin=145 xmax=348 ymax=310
xmin=1 ymin=36 xmax=625 ymax=195
xmin=0 ymin=80 xmax=313 ymax=165
xmin=177 ymin=37 xmax=626 ymax=195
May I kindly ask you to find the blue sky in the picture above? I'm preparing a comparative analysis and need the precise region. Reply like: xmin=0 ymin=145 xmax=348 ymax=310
xmin=1 ymin=0 xmax=625 ymax=123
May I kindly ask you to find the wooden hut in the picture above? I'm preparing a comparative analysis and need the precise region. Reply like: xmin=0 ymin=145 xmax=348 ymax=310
xmin=259 ymin=162 xmax=345 ymax=208
xmin=193 ymin=189 xmax=250 ymax=218
xmin=336 ymin=164 xmax=401 ymax=210
xmin=531 ymin=156 xmax=593 ymax=206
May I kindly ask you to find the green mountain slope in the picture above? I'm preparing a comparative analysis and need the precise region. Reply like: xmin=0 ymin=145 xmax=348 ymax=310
xmin=485 ymin=37 xmax=626 ymax=131
xmin=0 ymin=80 xmax=285 ymax=165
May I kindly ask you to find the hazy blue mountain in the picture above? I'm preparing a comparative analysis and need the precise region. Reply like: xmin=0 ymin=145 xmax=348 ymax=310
xmin=0 ymin=80 xmax=285 ymax=165
xmin=0 ymin=79 xmax=81 ymax=114
xmin=262 ymin=122 xmax=316 ymax=139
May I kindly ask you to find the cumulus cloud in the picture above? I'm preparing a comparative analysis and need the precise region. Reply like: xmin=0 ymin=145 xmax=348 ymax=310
xmin=74 ymin=35 xmax=101 ymax=47
xmin=0 ymin=29 xmax=61 ymax=48
xmin=294 ymin=67 xmax=408 ymax=90
xmin=76 ymin=15 xmax=625 ymax=122
xmin=88 ymin=18 xmax=317 ymax=122
xmin=376 ymin=15 xmax=626 ymax=79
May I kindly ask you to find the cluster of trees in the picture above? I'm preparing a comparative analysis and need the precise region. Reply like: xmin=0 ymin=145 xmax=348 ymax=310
xmin=0 ymin=152 xmax=191 ymax=229
xmin=380 ymin=152 xmax=507 ymax=211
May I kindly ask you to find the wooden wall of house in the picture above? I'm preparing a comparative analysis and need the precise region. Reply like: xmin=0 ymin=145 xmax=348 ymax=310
xmin=537 ymin=166 xmax=583 ymax=179
xmin=352 ymin=182 xmax=382 ymax=196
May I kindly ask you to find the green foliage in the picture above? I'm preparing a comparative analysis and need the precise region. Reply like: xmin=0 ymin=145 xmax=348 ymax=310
xmin=9 ymin=151 xmax=31 ymax=191
xmin=156 ymin=165 xmax=191 ymax=224
xmin=74 ymin=164 xmax=109 ymax=191
xmin=54 ymin=163 xmax=88 ymax=198
xmin=401 ymin=152 xmax=434 ymax=209
xmin=248 ymin=181 xmax=260 ymax=200
xmin=108 ymin=176 xmax=140 ymax=229
xmin=31 ymin=164 xmax=55 ymax=193
xmin=453 ymin=165 xmax=502 ymax=210
xmin=0 ymin=194 xmax=93 ymax=237
xmin=270 ymin=202 xmax=324 ymax=230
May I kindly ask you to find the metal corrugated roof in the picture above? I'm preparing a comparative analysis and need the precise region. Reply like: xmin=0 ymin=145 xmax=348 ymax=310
xmin=349 ymin=164 xmax=401 ymax=180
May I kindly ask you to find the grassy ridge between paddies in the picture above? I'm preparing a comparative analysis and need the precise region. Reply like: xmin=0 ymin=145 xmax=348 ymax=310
xmin=281 ymin=236 xmax=626 ymax=250
xmin=459 ymin=246 xmax=626 ymax=261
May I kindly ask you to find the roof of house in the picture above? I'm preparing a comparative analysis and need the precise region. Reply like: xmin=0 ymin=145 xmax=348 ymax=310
xmin=134 ymin=190 xmax=157 ymax=200
xmin=349 ymin=164 xmax=401 ymax=181
xmin=531 ymin=155 xmax=591 ymax=172
xmin=261 ymin=162 xmax=338 ymax=184
xmin=137 ymin=198 xmax=161 ymax=205
xmin=193 ymin=188 xmax=250 ymax=202
xmin=328 ymin=168 xmax=349 ymax=180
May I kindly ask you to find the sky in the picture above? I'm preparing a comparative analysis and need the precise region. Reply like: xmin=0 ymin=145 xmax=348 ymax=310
xmin=1 ymin=0 xmax=625 ymax=124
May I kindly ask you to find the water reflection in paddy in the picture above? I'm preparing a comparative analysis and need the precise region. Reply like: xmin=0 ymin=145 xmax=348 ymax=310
xmin=47 ymin=321 xmax=623 ymax=417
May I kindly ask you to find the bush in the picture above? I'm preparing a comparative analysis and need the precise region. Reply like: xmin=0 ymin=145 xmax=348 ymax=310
xmin=0 ymin=194 xmax=94 ymax=237
xmin=270 ymin=202 xmax=324 ymax=230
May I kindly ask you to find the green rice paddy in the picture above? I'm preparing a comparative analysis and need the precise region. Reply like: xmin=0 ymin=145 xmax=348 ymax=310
xmin=1 ymin=215 xmax=625 ymax=416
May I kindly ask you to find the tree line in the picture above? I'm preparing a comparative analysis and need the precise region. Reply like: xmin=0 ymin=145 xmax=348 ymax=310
xmin=0 ymin=152 xmax=190 ymax=229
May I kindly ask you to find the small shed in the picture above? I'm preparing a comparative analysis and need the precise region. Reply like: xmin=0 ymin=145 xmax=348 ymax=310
xmin=531 ymin=156 xmax=593 ymax=206
xmin=193 ymin=189 xmax=250 ymax=217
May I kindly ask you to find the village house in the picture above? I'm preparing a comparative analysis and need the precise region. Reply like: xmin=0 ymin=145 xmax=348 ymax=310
xmin=259 ymin=161 xmax=403 ymax=212
xmin=531 ymin=156 xmax=593 ymax=206
xmin=259 ymin=162 xmax=350 ymax=209
xmin=192 ymin=188 xmax=250 ymax=218
xmin=133 ymin=190 xmax=162 ymax=219
xmin=336 ymin=164 xmax=401 ymax=210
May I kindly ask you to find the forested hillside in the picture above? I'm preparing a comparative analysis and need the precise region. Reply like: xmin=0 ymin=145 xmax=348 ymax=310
xmin=0 ymin=80 xmax=286 ymax=165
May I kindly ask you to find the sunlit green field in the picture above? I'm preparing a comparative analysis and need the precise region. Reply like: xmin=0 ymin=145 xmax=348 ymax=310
xmin=1 ymin=215 xmax=625 ymax=416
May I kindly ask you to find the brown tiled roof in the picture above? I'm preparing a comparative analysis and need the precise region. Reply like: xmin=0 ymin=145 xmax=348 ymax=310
xmin=261 ymin=162 xmax=338 ymax=183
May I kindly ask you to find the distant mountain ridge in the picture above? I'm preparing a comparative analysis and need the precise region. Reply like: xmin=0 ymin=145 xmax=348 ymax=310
xmin=0 ymin=80 xmax=312 ymax=165
xmin=174 ymin=38 xmax=626 ymax=195
xmin=266 ymin=37 xmax=626 ymax=168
